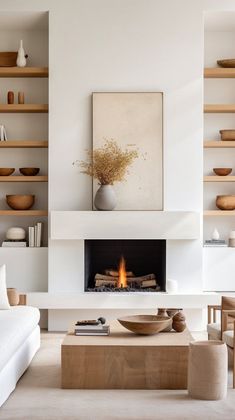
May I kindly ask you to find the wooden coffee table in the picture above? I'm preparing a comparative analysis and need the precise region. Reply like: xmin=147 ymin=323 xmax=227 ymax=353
xmin=61 ymin=321 xmax=193 ymax=389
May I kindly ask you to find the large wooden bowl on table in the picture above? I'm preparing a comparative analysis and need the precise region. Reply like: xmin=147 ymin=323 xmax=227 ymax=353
xmin=117 ymin=315 xmax=171 ymax=335
xmin=216 ymin=195 xmax=235 ymax=210
xmin=6 ymin=194 xmax=35 ymax=210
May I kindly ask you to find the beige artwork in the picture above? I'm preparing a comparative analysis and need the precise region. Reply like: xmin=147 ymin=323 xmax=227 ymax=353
xmin=92 ymin=92 xmax=163 ymax=210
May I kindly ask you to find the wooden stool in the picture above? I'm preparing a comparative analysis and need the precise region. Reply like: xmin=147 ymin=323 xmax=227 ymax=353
xmin=188 ymin=340 xmax=227 ymax=400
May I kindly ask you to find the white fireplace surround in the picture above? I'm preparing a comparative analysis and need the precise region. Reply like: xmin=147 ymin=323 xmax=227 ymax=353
xmin=50 ymin=211 xmax=200 ymax=240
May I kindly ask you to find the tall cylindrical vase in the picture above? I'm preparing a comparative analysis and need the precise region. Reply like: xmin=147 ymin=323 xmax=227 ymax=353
xmin=94 ymin=185 xmax=117 ymax=211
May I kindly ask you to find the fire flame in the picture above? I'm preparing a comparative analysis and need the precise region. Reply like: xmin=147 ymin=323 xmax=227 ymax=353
xmin=117 ymin=256 xmax=127 ymax=288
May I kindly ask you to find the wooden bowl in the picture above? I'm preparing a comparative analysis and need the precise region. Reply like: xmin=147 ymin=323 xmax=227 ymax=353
xmin=0 ymin=52 xmax=17 ymax=67
xmin=216 ymin=195 xmax=235 ymax=210
xmin=6 ymin=195 xmax=35 ymax=210
xmin=117 ymin=315 xmax=171 ymax=335
xmin=217 ymin=59 xmax=235 ymax=68
xmin=213 ymin=168 xmax=232 ymax=176
xmin=220 ymin=130 xmax=235 ymax=141
xmin=19 ymin=167 xmax=40 ymax=176
xmin=0 ymin=168 xmax=15 ymax=176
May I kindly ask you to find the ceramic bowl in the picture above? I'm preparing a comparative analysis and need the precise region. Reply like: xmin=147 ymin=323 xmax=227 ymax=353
xmin=6 ymin=195 xmax=35 ymax=210
xmin=217 ymin=59 xmax=235 ymax=68
xmin=213 ymin=168 xmax=232 ymax=176
xmin=19 ymin=167 xmax=40 ymax=176
xmin=0 ymin=168 xmax=15 ymax=176
xmin=117 ymin=315 xmax=171 ymax=335
xmin=220 ymin=130 xmax=235 ymax=141
xmin=216 ymin=195 xmax=235 ymax=210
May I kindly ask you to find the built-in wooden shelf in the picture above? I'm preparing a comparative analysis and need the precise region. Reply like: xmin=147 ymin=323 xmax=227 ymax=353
xmin=0 ymin=67 xmax=48 ymax=78
xmin=0 ymin=140 xmax=48 ymax=148
xmin=204 ymin=210 xmax=235 ymax=216
xmin=204 ymin=176 xmax=235 ymax=182
xmin=0 ymin=176 xmax=48 ymax=182
xmin=204 ymin=68 xmax=235 ymax=78
xmin=204 ymin=104 xmax=235 ymax=113
xmin=204 ymin=141 xmax=235 ymax=148
xmin=0 ymin=210 xmax=48 ymax=216
xmin=0 ymin=104 xmax=48 ymax=113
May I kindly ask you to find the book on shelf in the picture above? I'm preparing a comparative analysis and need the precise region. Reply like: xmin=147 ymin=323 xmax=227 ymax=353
xmin=2 ymin=241 xmax=27 ymax=247
xmin=28 ymin=222 xmax=43 ymax=247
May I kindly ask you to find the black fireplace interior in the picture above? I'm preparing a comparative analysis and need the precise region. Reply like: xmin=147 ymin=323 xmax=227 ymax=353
xmin=85 ymin=239 xmax=166 ymax=292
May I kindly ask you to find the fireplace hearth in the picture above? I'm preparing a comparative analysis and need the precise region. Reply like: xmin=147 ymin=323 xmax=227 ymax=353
xmin=84 ymin=239 xmax=166 ymax=292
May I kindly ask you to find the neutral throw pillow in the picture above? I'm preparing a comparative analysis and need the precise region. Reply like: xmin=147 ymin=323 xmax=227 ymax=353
xmin=0 ymin=264 xmax=10 ymax=309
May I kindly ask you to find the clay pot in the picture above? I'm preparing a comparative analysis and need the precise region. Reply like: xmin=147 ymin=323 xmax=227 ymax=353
xmin=216 ymin=195 xmax=235 ymax=210
xmin=7 ymin=91 xmax=14 ymax=104
xmin=6 ymin=194 xmax=35 ymax=210
xmin=157 ymin=309 xmax=172 ymax=331
xmin=166 ymin=308 xmax=180 ymax=318
xmin=172 ymin=311 xmax=186 ymax=332
xmin=19 ymin=167 xmax=40 ymax=176
xmin=7 ymin=288 xmax=19 ymax=306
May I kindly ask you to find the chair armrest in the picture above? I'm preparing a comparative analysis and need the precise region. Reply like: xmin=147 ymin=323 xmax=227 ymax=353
xmin=208 ymin=305 xmax=221 ymax=324
xmin=221 ymin=309 xmax=235 ymax=334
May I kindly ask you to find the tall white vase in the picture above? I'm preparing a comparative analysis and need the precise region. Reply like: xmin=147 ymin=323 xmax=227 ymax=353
xmin=94 ymin=185 xmax=117 ymax=211
xmin=16 ymin=40 xmax=26 ymax=67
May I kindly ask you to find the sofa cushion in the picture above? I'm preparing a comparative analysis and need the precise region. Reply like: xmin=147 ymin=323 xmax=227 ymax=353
xmin=207 ymin=323 xmax=221 ymax=340
xmin=0 ymin=306 xmax=40 ymax=372
xmin=0 ymin=265 xmax=10 ymax=310
xmin=223 ymin=330 xmax=234 ymax=348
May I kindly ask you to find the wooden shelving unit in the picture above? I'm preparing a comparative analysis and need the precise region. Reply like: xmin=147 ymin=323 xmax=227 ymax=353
xmin=204 ymin=68 xmax=235 ymax=78
xmin=204 ymin=210 xmax=235 ymax=217
xmin=0 ymin=140 xmax=48 ymax=148
xmin=204 ymin=140 xmax=235 ymax=148
xmin=204 ymin=104 xmax=235 ymax=113
xmin=0 ymin=210 xmax=48 ymax=216
xmin=0 ymin=176 xmax=48 ymax=182
xmin=0 ymin=104 xmax=48 ymax=113
xmin=0 ymin=67 xmax=48 ymax=78
xmin=204 ymin=176 xmax=235 ymax=182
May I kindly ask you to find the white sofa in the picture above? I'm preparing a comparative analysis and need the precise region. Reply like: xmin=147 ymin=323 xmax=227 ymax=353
xmin=0 ymin=305 xmax=40 ymax=406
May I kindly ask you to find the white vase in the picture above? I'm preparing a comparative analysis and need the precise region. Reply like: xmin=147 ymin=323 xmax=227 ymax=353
xmin=94 ymin=185 xmax=117 ymax=211
xmin=212 ymin=228 xmax=220 ymax=241
xmin=16 ymin=40 xmax=26 ymax=67
xmin=166 ymin=279 xmax=178 ymax=294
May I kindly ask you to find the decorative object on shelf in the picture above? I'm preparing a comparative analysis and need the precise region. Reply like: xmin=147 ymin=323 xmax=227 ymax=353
xmin=75 ymin=139 xmax=138 ymax=211
xmin=117 ymin=314 xmax=171 ymax=335
xmin=166 ymin=308 xmax=180 ymax=318
xmin=0 ymin=52 xmax=17 ymax=67
xmin=6 ymin=227 xmax=26 ymax=240
xmin=19 ymin=167 xmax=40 ymax=176
xmin=220 ymin=129 xmax=235 ymax=141
xmin=166 ymin=278 xmax=178 ymax=294
xmin=92 ymin=92 xmax=163 ymax=210
xmin=172 ymin=311 xmax=186 ymax=332
xmin=7 ymin=288 xmax=19 ymax=306
xmin=16 ymin=40 xmax=27 ymax=68
xmin=229 ymin=231 xmax=235 ymax=247
xmin=212 ymin=228 xmax=220 ymax=241
xmin=216 ymin=195 xmax=235 ymax=210
xmin=217 ymin=59 xmax=235 ymax=68
xmin=213 ymin=168 xmax=232 ymax=176
xmin=0 ymin=168 xmax=15 ymax=176
xmin=157 ymin=308 xmax=172 ymax=331
xmin=7 ymin=91 xmax=14 ymax=104
xmin=0 ymin=124 xmax=7 ymax=141
xmin=6 ymin=194 xmax=35 ymax=210
xmin=18 ymin=91 xmax=24 ymax=104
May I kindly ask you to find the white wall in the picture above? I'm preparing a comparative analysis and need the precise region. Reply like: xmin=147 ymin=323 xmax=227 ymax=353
xmin=1 ymin=0 xmax=235 ymax=330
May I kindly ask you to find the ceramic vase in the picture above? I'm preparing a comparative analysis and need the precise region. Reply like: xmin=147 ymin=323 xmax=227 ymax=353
xmin=16 ymin=40 xmax=27 ymax=67
xmin=94 ymin=185 xmax=117 ymax=211
xmin=7 ymin=288 xmax=19 ymax=306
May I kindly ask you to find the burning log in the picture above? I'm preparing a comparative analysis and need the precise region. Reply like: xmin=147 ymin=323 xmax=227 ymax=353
xmin=95 ymin=273 xmax=157 ymax=288
xmin=104 ymin=269 xmax=135 ymax=277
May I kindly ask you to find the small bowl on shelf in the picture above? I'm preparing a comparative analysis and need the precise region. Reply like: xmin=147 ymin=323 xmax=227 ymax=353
xmin=220 ymin=130 xmax=235 ymax=141
xmin=19 ymin=167 xmax=40 ymax=176
xmin=6 ymin=195 xmax=35 ymax=210
xmin=213 ymin=168 xmax=232 ymax=176
xmin=217 ymin=59 xmax=235 ymax=68
xmin=0 ymin=168 xmax=15 ymax=176
xmin=216 ymin=195 xmax=235 ymax=210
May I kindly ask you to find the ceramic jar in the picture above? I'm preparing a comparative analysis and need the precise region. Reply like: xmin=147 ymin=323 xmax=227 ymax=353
xmin=94 ymin=185 xmax=117 ymax=211
xmin=7 ymin=288 xmax=19 ymax=306
xmin=172 ymin=310 xmax=186 ymax=332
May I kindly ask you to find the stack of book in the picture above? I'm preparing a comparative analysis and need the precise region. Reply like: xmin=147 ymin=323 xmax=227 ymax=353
xmin=2 ymin=239 xmax=26 ymax=247
xmin=74 ymin=323 xmax=110 ymax=336
xmin=28 ymin=222 xmax=43 ymax=247
xmin=204 ymin=239 xmax=227 ymax=247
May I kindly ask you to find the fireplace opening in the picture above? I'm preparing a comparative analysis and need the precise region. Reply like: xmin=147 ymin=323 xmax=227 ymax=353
xmin=84 ymin=240 xmax=166 ymax=292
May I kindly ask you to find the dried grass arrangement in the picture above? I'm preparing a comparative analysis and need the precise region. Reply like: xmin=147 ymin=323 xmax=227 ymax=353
xmin=74 ymin=139 xmax=138 ymax=185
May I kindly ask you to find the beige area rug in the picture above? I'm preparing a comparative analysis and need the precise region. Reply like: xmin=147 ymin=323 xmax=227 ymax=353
xmin=1 ymin=332 xmax=235 ymax=420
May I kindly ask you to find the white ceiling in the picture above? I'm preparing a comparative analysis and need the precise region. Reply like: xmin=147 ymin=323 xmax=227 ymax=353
xmin=205 ymin=11 xmax=235 ymax=32
xmin=0 ymin=12 xmax=48 ymax=31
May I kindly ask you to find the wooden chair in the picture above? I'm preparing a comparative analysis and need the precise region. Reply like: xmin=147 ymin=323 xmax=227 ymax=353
xmin=221 ymin=310 xmax=235 ymax=389
xmin=207 ymin=304 xmax=222 ymax=340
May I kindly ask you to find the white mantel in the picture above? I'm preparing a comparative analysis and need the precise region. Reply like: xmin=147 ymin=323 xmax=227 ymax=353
xmin=50 ymin=211 xmax=200 ymax=240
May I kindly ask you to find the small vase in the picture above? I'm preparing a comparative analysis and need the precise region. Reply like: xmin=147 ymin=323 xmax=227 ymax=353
xmin=94 ymin=185 xmax=117 ymax=211
xmin=7 ymin=288 xmax=19 ymax=306
xmin=16 ymin=40 xmax=27 ymax=67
